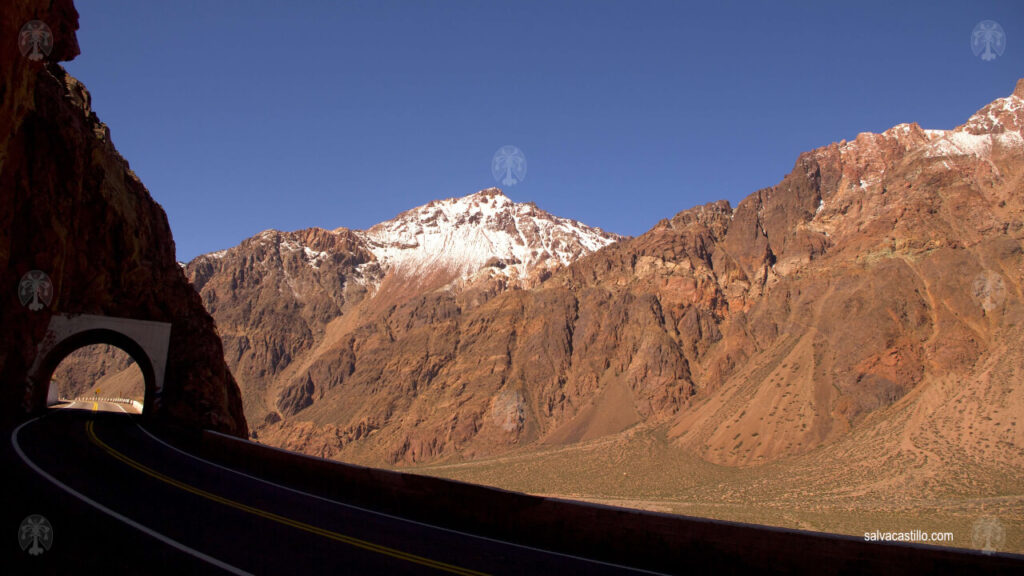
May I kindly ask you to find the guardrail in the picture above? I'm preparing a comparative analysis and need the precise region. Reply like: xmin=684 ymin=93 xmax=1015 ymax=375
xmin=64 ymin=396 xmax=143 ymax=411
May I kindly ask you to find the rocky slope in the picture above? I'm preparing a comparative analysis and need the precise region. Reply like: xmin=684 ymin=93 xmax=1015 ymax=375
xmin=250 ymin=80 xmax=1024 ymax=471
xmin=180 ymin=190 xmax=620 ymax=428
xmin=0 ymin=0 xmax=246 ymax=434
xmin=57 ymin=75 xmax=1023 ymax=480
xmin=52 ymin=344 xmax=142 ymax=400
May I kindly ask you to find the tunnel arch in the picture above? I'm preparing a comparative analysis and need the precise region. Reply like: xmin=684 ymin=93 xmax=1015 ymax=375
xmin=39 ymin=331 xmax=155 ymax=410
xmin=25 ymin=315 xmax=171 ymax=416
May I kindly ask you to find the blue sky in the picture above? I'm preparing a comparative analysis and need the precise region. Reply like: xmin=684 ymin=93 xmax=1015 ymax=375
xmin=65 ymin=1 xmax=1023 ymax=262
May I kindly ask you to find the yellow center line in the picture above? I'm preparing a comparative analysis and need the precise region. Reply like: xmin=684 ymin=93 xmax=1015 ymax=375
xmin=85 ymin=420 xmax=488 ymax=576
xmin=92 ymin=402 xmax=99 ymax=412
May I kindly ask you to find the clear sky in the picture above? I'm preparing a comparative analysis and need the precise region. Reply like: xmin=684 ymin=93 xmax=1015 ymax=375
xmin=64 ymin=1 xmax=1023 ymax=262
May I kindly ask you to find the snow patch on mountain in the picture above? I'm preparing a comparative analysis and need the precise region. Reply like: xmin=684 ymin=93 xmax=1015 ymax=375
xmin=922 ymin=90 xmax=1024 ymax=158
xmin=190 ymin=189 xmax=621 ymax=290
xmin=922 ymin=128 xmax=1023 ymax=159
xmin=356 ymin=188 xmax=621 ymax=278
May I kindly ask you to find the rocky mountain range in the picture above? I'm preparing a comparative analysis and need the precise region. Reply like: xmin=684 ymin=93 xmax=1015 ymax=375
xmin=252 ymin=79 xmax=1022 ymax=470
xmin=182 ymin=189 xmax=620 ymax=445
xmin=20 ymin=0 xmax=1019 ymax=547
xmin=65 ymin=79 xmax=1023 ymax=485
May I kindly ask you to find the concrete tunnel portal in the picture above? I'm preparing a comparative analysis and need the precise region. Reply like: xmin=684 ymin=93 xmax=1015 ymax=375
xmin=25 ymin=314 xmax=171 ymax=415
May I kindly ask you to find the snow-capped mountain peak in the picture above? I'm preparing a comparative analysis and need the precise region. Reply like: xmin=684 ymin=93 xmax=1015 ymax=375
xmin=190 ymin=188 xmax=621 ymax=293
xmin=357 ymin=188 xmax=621 ymax=278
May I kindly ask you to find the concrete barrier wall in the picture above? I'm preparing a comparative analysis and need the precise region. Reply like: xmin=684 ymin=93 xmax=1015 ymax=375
xmin=175 ymin=428 xmax=1023 ymax=575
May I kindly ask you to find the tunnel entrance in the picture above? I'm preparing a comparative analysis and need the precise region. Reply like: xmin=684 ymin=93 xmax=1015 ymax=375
xmin=48 ymin=344 xmax=145 ymax=413
xmin=25 ymin=315 xmax=171 ymax=416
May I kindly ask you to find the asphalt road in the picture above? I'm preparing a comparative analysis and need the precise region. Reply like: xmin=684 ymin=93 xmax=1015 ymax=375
xmin=5 ymin=403 xmax=665 ymax=575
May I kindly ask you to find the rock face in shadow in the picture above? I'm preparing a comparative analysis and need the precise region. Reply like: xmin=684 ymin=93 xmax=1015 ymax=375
xmin=0 ymin=0 xmax=246 ymax=435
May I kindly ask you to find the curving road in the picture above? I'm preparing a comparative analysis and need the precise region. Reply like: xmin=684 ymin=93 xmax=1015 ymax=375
xmin=6 ymin=403 xmax=1023 ymax=575
xmin=6 ymin=404 xmax=665 ymax=575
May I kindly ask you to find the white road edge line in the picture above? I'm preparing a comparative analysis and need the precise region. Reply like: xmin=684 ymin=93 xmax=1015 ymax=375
xmin=133 ymin=419 xmax=668 ymax=575
xmin=11 ymin=415 xmax=252 ymax=576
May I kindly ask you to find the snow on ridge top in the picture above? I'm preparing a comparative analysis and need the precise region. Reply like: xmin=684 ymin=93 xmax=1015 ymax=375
xmin=822 ymin=82 xmax=1024 ymax=165
xmin=359 ymin=188 xmax=621 ymax=277
xmin=922 ymin=130 xmax=1023 ymax=159
xmin=367 ymin=188 xmax=515 ymax=232
xmin=960 ymin=92 xmax=1024 ymax=136
xmin=189 ymin=248 xmax=231 ymax=263
xmin=945 ymin=79 xmax=1024 ymax=132
xmin=191 ymin=189 xmax=621 ymax=278
xmin=922 ymin=91 xmax=1024 ymax=158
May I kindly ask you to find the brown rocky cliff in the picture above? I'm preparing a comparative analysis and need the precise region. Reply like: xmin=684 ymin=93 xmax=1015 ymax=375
xmin=180 ymin=190 xmax=619 ymax=435
xmin=258 ymin=81 xmax=1023 ymax=467
xmin=185 ymin=227 xmax=380 ymax=423
xmin=672 ymin=86 xmax=1024 ymax=465
xmin=0 ymin=0 xmax=246 ymax=435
